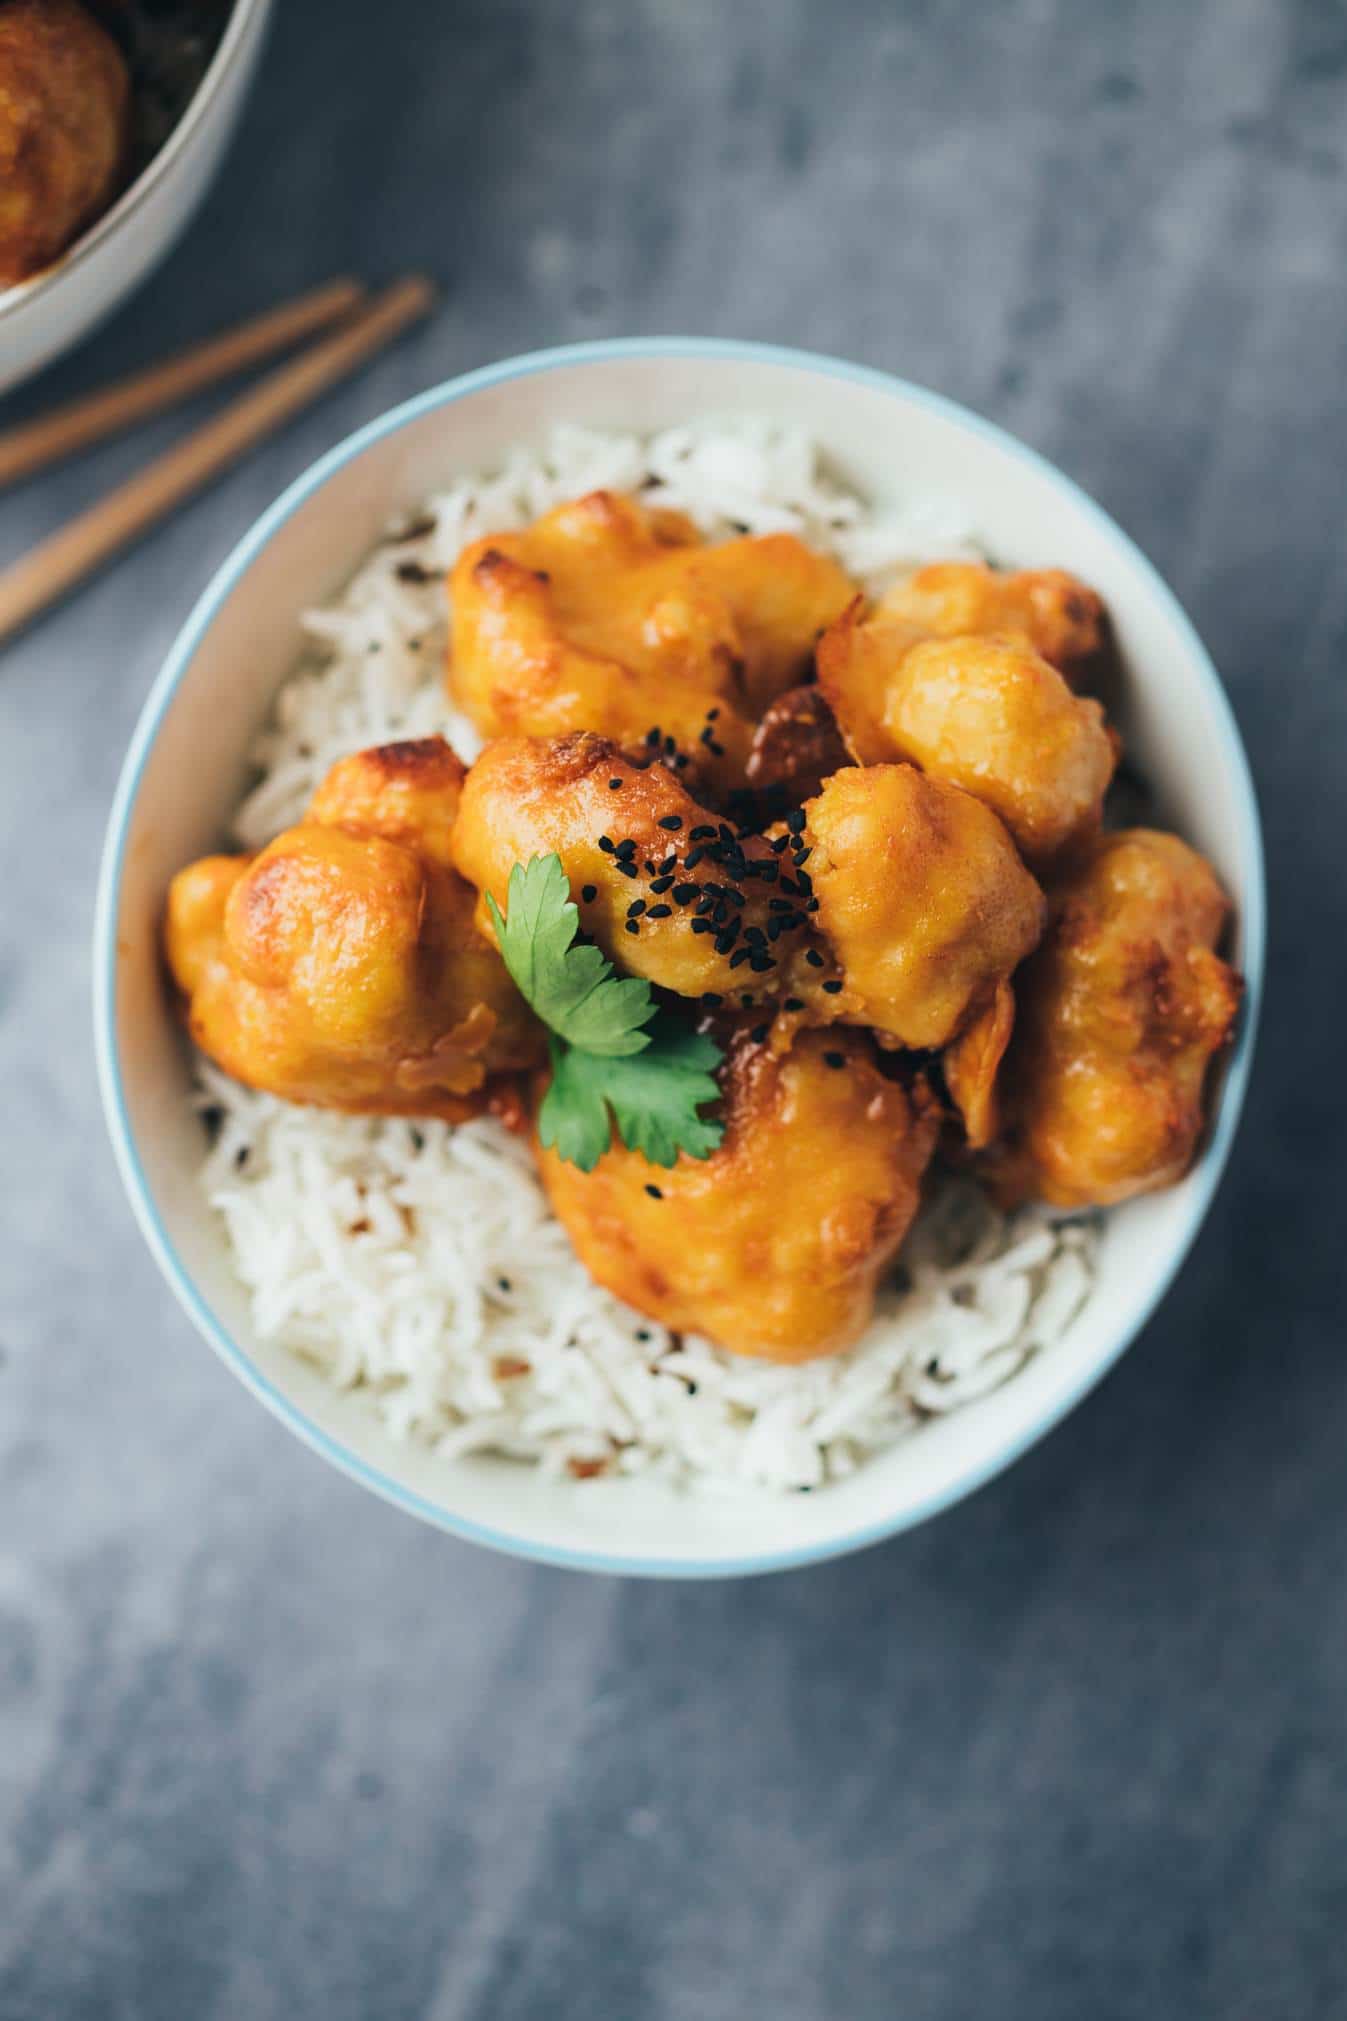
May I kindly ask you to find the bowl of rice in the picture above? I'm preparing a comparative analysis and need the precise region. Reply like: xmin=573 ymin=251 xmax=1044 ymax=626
xmin=94 ymin=339 xmax=1264 ymax=1576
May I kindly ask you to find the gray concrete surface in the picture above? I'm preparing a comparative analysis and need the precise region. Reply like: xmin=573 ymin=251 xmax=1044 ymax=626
xmin=1 ymin=2 xmax=1340 ymax=2014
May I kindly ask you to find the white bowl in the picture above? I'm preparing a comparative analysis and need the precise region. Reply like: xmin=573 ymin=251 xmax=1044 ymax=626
xmin=94 ymin=340 xmax=1265 ymax=1577
xmin=0 ymin=0 xmax=272 ymax=394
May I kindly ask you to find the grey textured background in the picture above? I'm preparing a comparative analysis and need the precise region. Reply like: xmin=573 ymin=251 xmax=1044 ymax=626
xmin=1 ymin=2 xmax=1340 ymax=2015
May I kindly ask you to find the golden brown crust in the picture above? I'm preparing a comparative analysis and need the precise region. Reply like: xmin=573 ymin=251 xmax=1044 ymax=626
xmin=452 ymin=731 xmax=827 ymax=1004
xmin=743 ymin=682 xmax=853 ymax=815
xmin=164 ymin=736 xmax=542 ymax=1119
xmin=944 ymin=978 xmax=1016 ymax=1150
xmin=536 ymin=1025 xmax=941 ymax=1361
xmin=986 ymin=828 xmax=1242 ymax=1207
xmin=802 ymin=764 xmax=1046 ymax=1050
xmin=0 ymin=0 xmax=129 ymax=285
xmin=874 ymin=561 xmax=1112 ymax=690
xmin=448 ymin=490 xmax=854 ymax=792
xmin=820 ymin=614 xmax=1116 ymax=864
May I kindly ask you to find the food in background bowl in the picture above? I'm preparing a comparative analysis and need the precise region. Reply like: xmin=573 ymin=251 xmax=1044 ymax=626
xmin=157 ymin=420 xmax=1243 ymax=1494
xmin=0 ymin=0 xmax=230 ymax=288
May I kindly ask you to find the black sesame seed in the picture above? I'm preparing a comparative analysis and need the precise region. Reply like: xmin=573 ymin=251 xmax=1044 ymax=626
xmin=698 ymin=726 xmax=714 ymax=746
xmin=707 ymin=739 xmax=725 ymax=757
xmin=714 ymin=927 xmax=738 ymax=955
xmin=659 ymin=857 xmax=677 ymax=874
xmin=786 ymin=809 xmax=806 ymax=833
xmin=767 ymin=919 xmax=783 ymax=942
xmin=627 ymin=898 xmax=646 ymax=917
xmin=690 ymin=917 xmax=714 ymax=934
xmin=645 ymin=726 xmax=662 ymax=746
xmin=608 ymin=777 xmax=623 ymax=790
xmin=636 ymin=1328 xmax=651 ymax=1342
xmin=824 ymin=1051 xmax=846 ymax=1069
xmin=806 ymin=897 xmax=821 ymax=912
xmin=702 ymin=992 xmax=723 ymax=1008
xmin=647 ymin=903 xmax=673 ymax=919
xmin=751 ymin=1023 xmax=769 ymax=1044
xmin=625 ymin=920 xmax=640 ymax=935
xmin=784 ymin=997 xmax=804 ymax=1012
xmin=650 ymin=875 xmax=674 ymax=894
xmin=616 ymin=860 xmax=638 ymax=879
xmin=645 ymin=1184 xmax=663 ymax=1200
xmin=695 ymin=895 xmax=716 ymax=916
xmin=730 ymin=948 xmax=752 ymax=969
xmin=598 ymin=835 xmax=615 ymax=854
xmin=685 ymin=846 xmax=707 ymax=869
xmin=672 ymin=882 xmax=698 ymax=904
xmin=744 ymin=925 xmax=766 ymax=945
xmin=690 ymin=824 xmax=716 ymax=840
xmin=771 ymin=834 xmax=791 ymax=854
xmin=822 ymin=978 xmax=844 ymax=995
xmin=740 ymin=994 xmax=755 ymax=1008
xmin=707 ymin=706 xmax=721 ymax=720
xmin=663 ymin=735 xmax=677 ymax=755
xmin=749 ymin=952 xmax=775 ymax=973
xmin=498 ymin=1275 xmax=512 ymax=1291
xmin=658 ymin=814 xmax=683 ymax=831
xmin=616 ymin=838 xmax=637 ymax=860
xmin=769 ymin=898 xmax=795 ymax=913
xmin=581 ymin=883 xmax=597 ymax=903
xmin=806 ymin=948 xmax=825 ymax=968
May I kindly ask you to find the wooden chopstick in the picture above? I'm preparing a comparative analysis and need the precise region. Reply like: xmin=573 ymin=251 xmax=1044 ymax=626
xmin=0 ymin=275 xmax=435 ymax=649
xmin=0 ymin=276 xmax=367 ymax=492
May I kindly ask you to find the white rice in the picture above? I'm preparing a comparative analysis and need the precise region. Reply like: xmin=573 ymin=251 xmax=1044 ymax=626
xmin=201 ymin=421 xmax=1096 ymax=1494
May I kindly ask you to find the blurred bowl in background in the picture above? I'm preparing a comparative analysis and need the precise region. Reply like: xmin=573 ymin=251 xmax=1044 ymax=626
xmin=0 ymin=0 xmax=272 ymax=396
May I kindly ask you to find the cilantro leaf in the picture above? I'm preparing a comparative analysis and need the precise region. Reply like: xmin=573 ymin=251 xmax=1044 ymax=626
xmin=486 ymin=855 xmax=653 ymax=1057
xmin=539 ymin=1021 xmax=726 ymax=1172
xmin=489 ymin=851 xmax=726 ymax=1172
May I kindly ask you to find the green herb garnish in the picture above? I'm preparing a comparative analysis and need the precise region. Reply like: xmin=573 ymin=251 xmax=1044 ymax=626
xmin=487 ymin=854 xmax=724 ymax=1173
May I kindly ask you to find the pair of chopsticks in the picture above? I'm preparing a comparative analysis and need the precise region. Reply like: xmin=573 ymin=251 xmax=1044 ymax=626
xmin=0 ymin=273 xmax=435 ymax=648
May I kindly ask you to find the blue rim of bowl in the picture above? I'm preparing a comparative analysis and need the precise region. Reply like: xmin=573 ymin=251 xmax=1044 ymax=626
xmin=93 ymin=337 xmax=1266 ymax=1580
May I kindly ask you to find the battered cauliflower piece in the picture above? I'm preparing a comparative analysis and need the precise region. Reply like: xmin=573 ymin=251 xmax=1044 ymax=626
xmin=453 ymin=732 xmax=824 ymax=1005
xmin=164 ymin=739 xmax=542 ymax=1120
xmin=802 ymin=764 xmax=1046 ymax=1050
xmin=0 ymin=0 xmax=129 ymax=285
xmin=990 ymin=829 xmax=1242 ymax=1208
xmin=536 ymin=1025 xmax=941 ymax=1362
xmin=820 ymin=612 xmax=1116 ymax=862
xmin=875 ymin=561 xmax=1111 ymax=690
xmin=449 ymin=490 xmax=854 ymax=788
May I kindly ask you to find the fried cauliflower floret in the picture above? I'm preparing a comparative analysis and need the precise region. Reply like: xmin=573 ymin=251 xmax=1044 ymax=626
xmin=536 ymin=1025 xmax=940 ymax=1362
xmin=821 ymin=611 xmax=1115 ymax=862
xmin=0 ymin=0 xmax=129 ymax=285
xmin=164 ymin=739 xmax=542 ymax=1120
xmin=448 ymin=490 xmax=854 ymax=788
xmin=875 ymin=561 xmax=1110 ymax=689
xmin=453 ymin=732 xmax=821 ymax=1004
xmin=802 ymin=764 xmax=1046 ymax=1050
xmin=989 ymin=829 xmax=1242 ymax=1208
